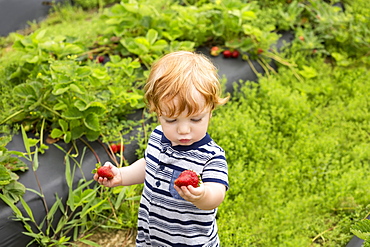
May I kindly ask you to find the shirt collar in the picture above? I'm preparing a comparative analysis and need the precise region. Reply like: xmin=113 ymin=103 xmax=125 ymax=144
xmin=161 ymin=133 xmax=212 ymax=151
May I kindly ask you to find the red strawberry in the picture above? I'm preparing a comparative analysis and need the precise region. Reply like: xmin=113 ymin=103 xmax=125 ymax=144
xmin=223 ymin=50 xmax=232 ymax=58
xmin=231 ymin=50 xmax=239 ymax=58
xmin=257 ymin=48 xmax=264 ymax=54
xmin=174 ymin=170 xmax=201 ymax=188
xmin=116 ymin=143 xmax=125 ymax=153
xmin=97 ymin=56 xmax=105 ymax=63
xmin=96 ymin=166 xmax=114 ymax=180
xmin=110 ymin=143 xmax=118 ymax=153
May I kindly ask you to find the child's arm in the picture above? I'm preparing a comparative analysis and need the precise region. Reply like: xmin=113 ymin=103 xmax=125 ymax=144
xmin=174 ymin=182 xmax=226 ymax=210
xmin=94 ymin=158 xmax=146 ymax=187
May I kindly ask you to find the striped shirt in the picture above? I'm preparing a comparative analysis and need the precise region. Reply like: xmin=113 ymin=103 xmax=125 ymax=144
xmin=136 ymin=125 xmax=228 ymax=247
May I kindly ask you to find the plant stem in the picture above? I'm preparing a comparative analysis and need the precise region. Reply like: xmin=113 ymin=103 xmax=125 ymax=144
xmin=40 ymin=103 xmax=63 ymax=118
xmin=0 ymin=109 xmax=24 ymax=125
xmin=32 ymin=166 xmax=50 ymax=226
xmin=79 ymin=138 xmax=101 ymax=165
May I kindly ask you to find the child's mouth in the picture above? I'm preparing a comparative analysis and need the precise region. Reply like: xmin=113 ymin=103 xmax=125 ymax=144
xmin=179 ymin=139 xmax=191 ymax=144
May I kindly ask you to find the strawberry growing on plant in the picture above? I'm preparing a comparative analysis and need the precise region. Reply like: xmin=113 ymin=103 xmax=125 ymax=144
xmin=97 ymin=56 xmax=105 ymax=63
xmin=174 ymin=170 xmax=201 ymax=188
xmin=109 ymin=143 xmax=125 ymax=153
xmin=223 ymin=50 xmax=232 ymax=58
xmin=110 ymin=143 xmax=118 ymax=153
xmin=257 ymin=48 xmax=264 ymax=54
xmin=210 ymin=46 xmax=221 ymax=56
xmin=116 ymin=143 xmax=124 ymax=153
xmin=231 ymin=50 xmax=239 ymax=58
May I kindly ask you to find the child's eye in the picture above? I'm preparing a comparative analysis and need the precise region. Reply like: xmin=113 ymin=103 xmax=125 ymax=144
xmin=191 ymin=118 xmax=202 ymax=122
xmin=165 ymin=119 xmax=176 ymax=123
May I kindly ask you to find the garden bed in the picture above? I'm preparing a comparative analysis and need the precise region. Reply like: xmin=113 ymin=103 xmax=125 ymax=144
xmin=1 ymin=1 xmax=369 ymax=246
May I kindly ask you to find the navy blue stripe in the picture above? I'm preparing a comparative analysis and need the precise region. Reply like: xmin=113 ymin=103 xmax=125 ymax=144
xmin=146 ymin=152 xmax=159 ymax=163
xmin=202 ymin=178 xmax=229 ymax=188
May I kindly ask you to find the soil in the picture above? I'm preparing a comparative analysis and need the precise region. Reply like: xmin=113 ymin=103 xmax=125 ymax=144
xmin=77 ymin=229 xmax=137 ymax=247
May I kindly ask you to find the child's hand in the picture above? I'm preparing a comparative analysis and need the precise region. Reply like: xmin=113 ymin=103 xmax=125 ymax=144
xmin=174 ymin=183 xmax=205 ymax=203
xmin=93 ymin=162 xmax=122 ymax=187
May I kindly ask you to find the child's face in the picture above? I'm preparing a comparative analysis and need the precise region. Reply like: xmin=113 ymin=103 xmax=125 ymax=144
xmin=158 ymin=96 xmax=211 ymax=146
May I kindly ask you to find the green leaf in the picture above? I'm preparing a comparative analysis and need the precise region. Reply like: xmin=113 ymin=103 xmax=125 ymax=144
xmin=78 ymin=239 xmax=100 ymax=246
xmin=242 ymin=10 xmax=257 ymax=20
xmin=84 ymin=113 xmax=100 ymax=131
xmin=26 ymin=55 xmax=40 ymax=64
xmin=13 ymin=81 xmax=43 ymax=99
xmin=32 ymin=146 xmax=39 ymax=171
xmin=62 ymin=107 xmax=83 ymax=120
xmin=80 ymin=198 xmax=106 ymax=218
xmin=298 ymin=65 xmax=318 ymax=79
xmin=59 ymin=119 xmax=69 ymax=133
xmin=69 ymin=83 xmax=86 ymax=94
xmin=52 ymin=84 xmax=70 ymax=95
xmin=35 ymin=29 xmax=47 ymax=40
xmin=134 ymin=37 xmax=150 ymax=53
xmin=146 ymin=29 xmax=158 ymax=45
xmin=85 ymin=130 xmax=100 ymax=141
xmin=65 ymin=157 xmax=73 ymax=188
xmin=0 ymin=165 xmax=11 ymax=185
xmin=351 ymin=220 xmax=370 ymax=240
xmin=71 ymin=126 xmax=85 ymax=140
xmin=47 ymin=197 xmax=63 ymax=223
xmin=75 ymin=67 xmax=92 ymax=78
xmin=21 ymin=126 xmax=31 ymax=155
xmin=61 ymin=44 xmax=84 ymax=55
xmin=123 ymin=3 xmax=139 ymax=13
xmin=151 ymin=40 xmax=168 ymax=52
xmin=64 ymin=131 xmax=72 ymax=143
xmin=50 ymin=128 xmax=64 ymax=139
xmin=84 ymin=103 xmax=106 ymax=116
xmin=0 ymin=193 xmax=23 ymax=216
xmin=26 ymin=188 xmax=43 ymax=198
xmin=20 ymin=197 xmax=35 ymax=222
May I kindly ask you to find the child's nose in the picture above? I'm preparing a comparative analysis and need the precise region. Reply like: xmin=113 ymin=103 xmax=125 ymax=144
xmin=177 ymin=123 xmax=190 ymax=134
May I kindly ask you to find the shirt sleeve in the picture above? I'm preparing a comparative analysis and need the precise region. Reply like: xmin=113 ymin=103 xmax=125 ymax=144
xmin=201 ymin=150 xmax=229 ymax=190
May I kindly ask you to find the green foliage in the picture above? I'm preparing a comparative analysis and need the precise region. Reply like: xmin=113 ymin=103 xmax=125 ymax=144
xmin=0 ymin=136 xmax=28 ymax=203
xmin=1 ymin=33 xmax=146 ymax=142
xmin=351 ymin=219 xmax=370 ymax=243
xmin=73 ymin=0 xmax=120 ymax=10
xmin=0 ymin=0 xmax=369 ymax=246
xmin=209 ymin=56 xmax=370 ymax=246
xmin=0 ymin=129 xmax=141 ymax=246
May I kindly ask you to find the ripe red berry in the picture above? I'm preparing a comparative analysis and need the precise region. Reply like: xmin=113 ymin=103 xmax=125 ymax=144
xmin=97 ymin=166 xmax=114 ymax=180
xmin=298 ymin=36 xmax=305 ymax=41
xmin=257 ymin=48 xmax=264 ymax=54
xmin=110 ymin=144 xmax=118 ymax=153
xmin=97 ymin=56 xmax=105 ymax=63
xmin=174 ymin=170 xmax=201 ymax=188
xmin=231 ymin=50 xmax=239 ymax=58
xmin=116 ymin=144 xmax=125 ymax=153
xmin=223 ymin=50 xmax=232 ymax=58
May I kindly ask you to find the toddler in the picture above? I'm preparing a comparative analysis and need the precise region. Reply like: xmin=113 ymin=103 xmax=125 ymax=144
xmin=95 ymin=51 xmax=229 ymax=246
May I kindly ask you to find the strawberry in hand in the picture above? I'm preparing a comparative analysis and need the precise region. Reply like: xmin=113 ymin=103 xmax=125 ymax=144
xmin=93 ymin=165 xmax=114 ymax=180
xmin=175 ymin=170 xmax=201 ymax=188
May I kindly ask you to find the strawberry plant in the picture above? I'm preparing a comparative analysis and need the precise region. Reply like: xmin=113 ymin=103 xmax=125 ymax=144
xmin=0 ymin=0 xmax=370 ymax=246
xmin=0 ymin=127 xmax=142 ymax=246
xmin=0 ymin=136 xmax=28 ymax=204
